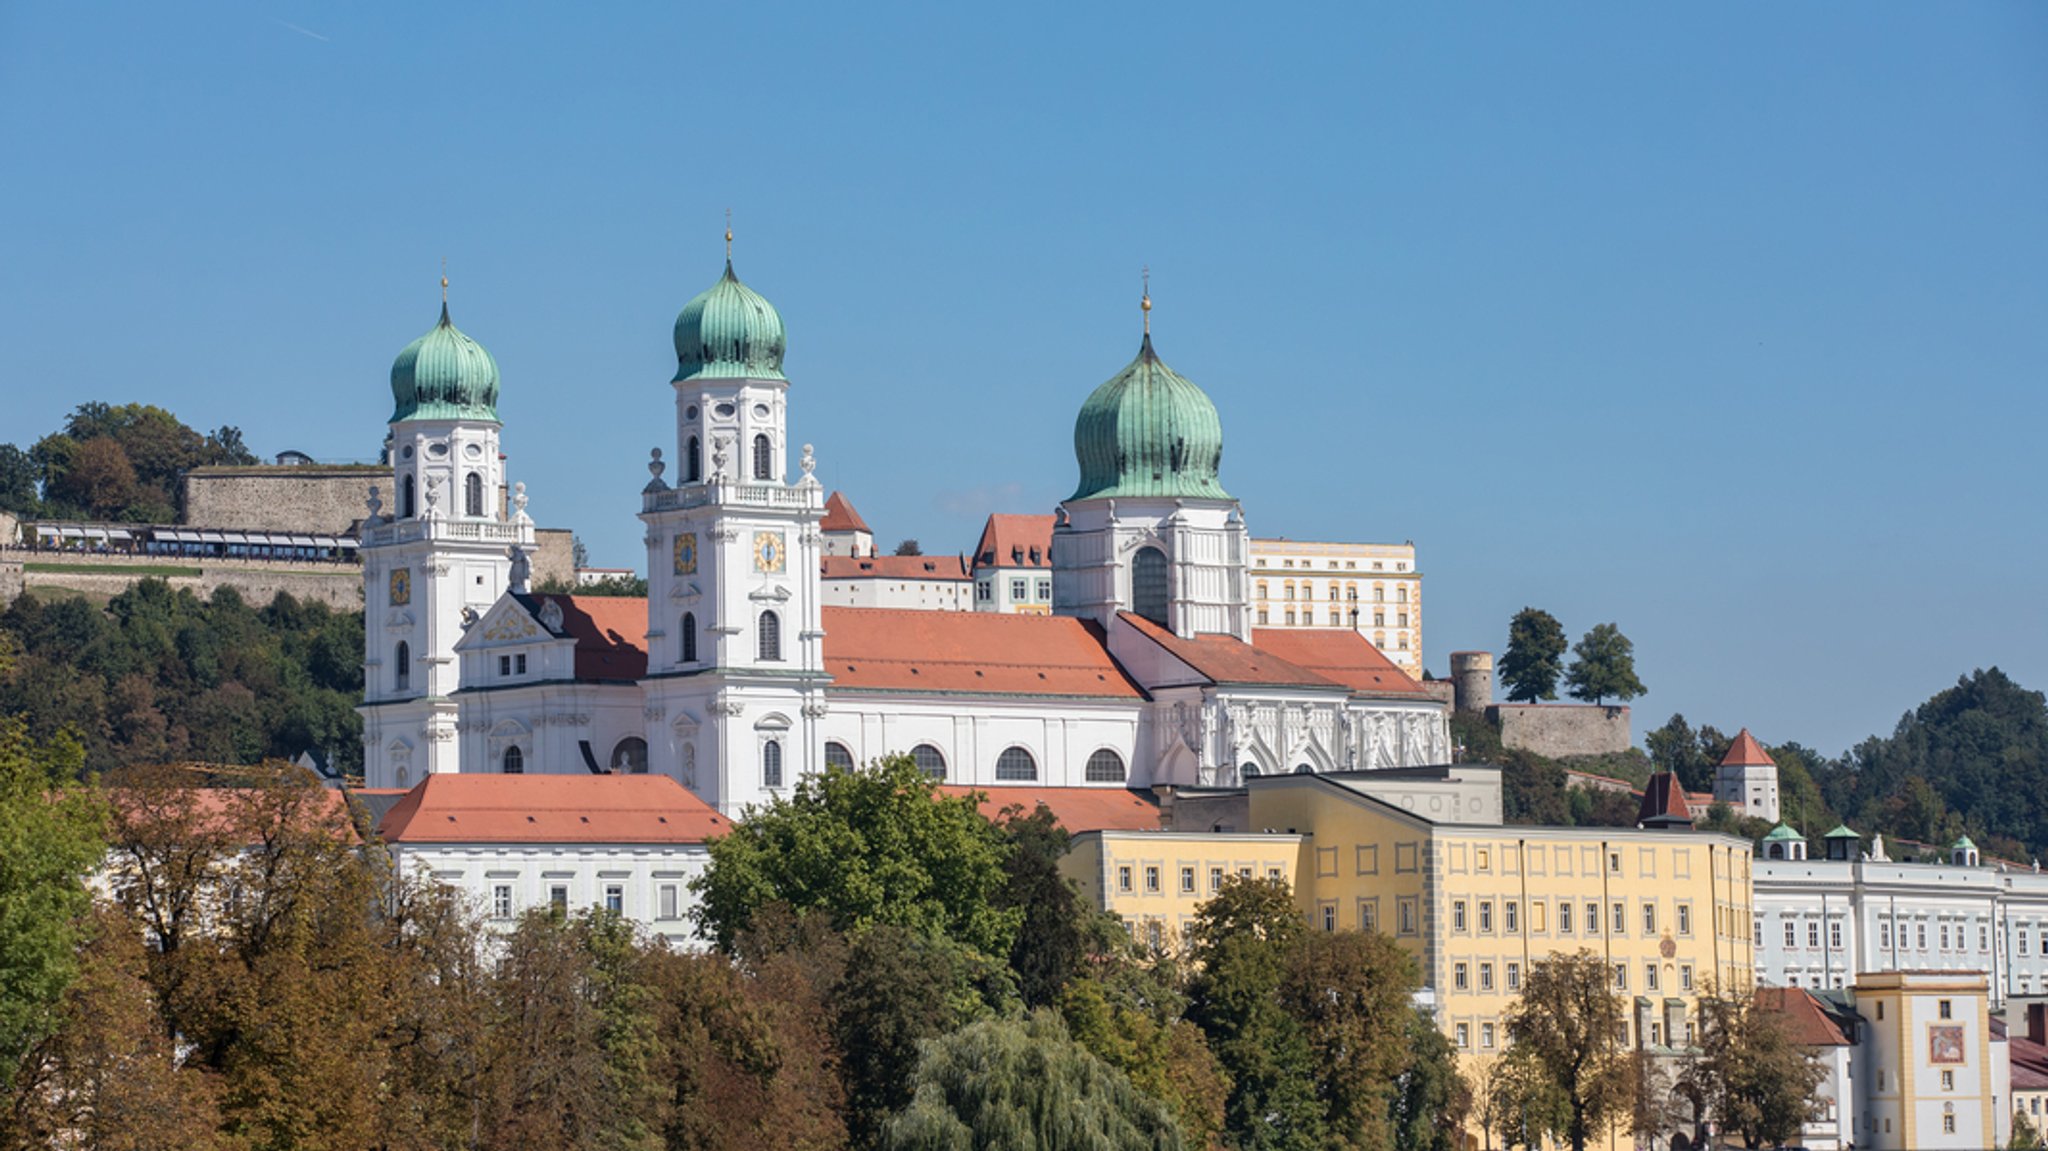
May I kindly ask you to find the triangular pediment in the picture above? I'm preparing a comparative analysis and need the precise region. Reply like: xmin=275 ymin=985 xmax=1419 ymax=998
xmin=456 ymin=595 xmax=547 ymax=653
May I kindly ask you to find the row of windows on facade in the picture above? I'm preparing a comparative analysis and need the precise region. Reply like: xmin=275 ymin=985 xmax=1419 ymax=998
xmin=1116 ymin=863 xmax=1286 ymax=895
xmin=1767 ymin=916 xmax=2048 ymax=956
xmin=1451 ymin=1015 xmax=1696 ymax=1052
xmin=1255 ymin=608 xmax=1412 ymax=642
xmin=495 ymin=739 xmax=1129 ymax=786
xmin=679 ymin=434 xmax=776 ymax=483
xmin=1256 ymin=582 xmax=1410 ymax=603
xmin=397 ymin=471 xmax=490 ymax=520
xmin=1448 ymin=897 xmax=1696 ymax=938
xmin=488 ymin=879 xmax=689 ymax=923
xmin=977 ymin=578 xmax=1054 ymax=603
xmin=1257 ymin=558 xmax=1409 ymax=573
xmin=393 ymin=610 xmax=793 ymax=695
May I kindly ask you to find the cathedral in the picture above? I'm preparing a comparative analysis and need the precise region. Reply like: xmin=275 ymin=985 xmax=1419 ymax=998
xmin=357 ymin=252 xmax=1451 ymax=815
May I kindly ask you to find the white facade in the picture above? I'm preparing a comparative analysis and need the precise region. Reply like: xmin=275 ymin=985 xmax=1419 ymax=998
xmin=386 ymin=839 xmax=709 ymax=949
xmin=1054 ymin=497 xmax=1252 ymax=642
xmin=821 ymin=558 xmax=973 ymax=611
xmin=1853 ymin=972 xmax=1998 ymax=1149
xmin=1249 ymin=538 xmax=1421 ymax=672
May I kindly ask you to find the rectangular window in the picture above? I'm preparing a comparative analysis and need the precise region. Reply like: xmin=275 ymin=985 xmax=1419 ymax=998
xmin=1614 ymin=964 xmax=1627 ymax=991
xmin=1829 ymin=920 xmax=1842 ymax=949
xmin=1479 ymin=962 xmax=1494 ymax=991
xmin=1651 ymin=1022 xmax=1663 ymax=1046
xmin=1118 ymin=866 xmax=1133 ymax=893
xmin=1613 ymin=902 xmax=1626 ymax=936
xmin=1455 ymin=1023 xmax=1469 ymax=1049
xmin=1398 ymin=897 xmax=1418 ymax=936
xmin=976 ymin=581 xmax=991 ymax=602
xmin=1917 ymin=923 xmax=1927 ymax=949
xmin=1980 ymin=925 xmax=1990 ymax=950
xmin=1505 ymin=901 xmax=1519 ymax=933
xmin=1479 ymin=901 xmax=1493 ymax=932
xmin=1939 ymin=999 xmax=1953 ymax=1019
xmin=549 ymin=884 xmax=569 ymax=912
xmin=1209 ymin=867 xmax=1224 ymax=891
xmin=1265 ymin=867 xmax=1282 ymax=882
xmin=604 ymin=884 xmax=623 ymax=914
xmin=1680 ymin=964 xmax=1694 ymax=991
xmin=1677 ymin=904 xmax=1692 ymax=936
xmin=1036 ymin=579 xmax=1051 ymax=600
xmin=1643 ymin=903 xmax=1657 ymax=934
xmin=1358 ymin=900 xmax=1378 ymax=933
xmin=1144 ymin=866 xmax=1160 ymax=893
xmin=2023 ymin=929 xmax=2032 ymax=957
xmin=1809 ymin=921 xmax=1820 ymax=949
xmin=1609 ymin=851 xmax=1622 ymax=875
xmin=1786 ymin=921 xmax=1798 ymax=948
xmin=1944 ymin=1116 xmax=1956 ymax=1135
xmin=499 ymin=655 xmax=511 ymax=676
xmin=1453 ymin=900 xmax=1468 ymax=932
xmin=659 ymin=883 xmax=679 ymax=921
xmin=1321 ymin=903 xmax=1337 ymax=932
xmin=492 ymin=884 xmax=513 ymax=920
xmin=1257 ymin=609 xmax=1269 ymax=624
xmin=1941 ymin=1070 xmax=1955 ymax=1091
xmin=1940 ymin=924 xmax=1951 ymax=950
xmin=1507 ymin=962 xmax=1521 ymax=990
xmin=1481 ymin=1022 xmax=1496 ymax=1049
xmin=1179 ymin=866 xmax=1195 ymax=894
xmin=1880 ymin=921 xmax=1891 ymax=949
xmin=1454 ymin=962 xmax=1469 ymax=990
xmin=1645 ymin=963 xmax=1659 ymax=991
xmin=1558 ymin=902 xmax=1573 ymax=934
xmin=514 ymin=653 xmax=527 ymax=674
xmin=1586 ymin=902 xmax=1600 ymax=934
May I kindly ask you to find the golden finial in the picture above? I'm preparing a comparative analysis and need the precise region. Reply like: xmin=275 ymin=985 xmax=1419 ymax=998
xmin=440 ymin=256 xmax=449 ymax=303
xmin=725 ymin=209 xmax=733 ymax=262
xmin=1141 ymin=265 xmax=1152 ymax=337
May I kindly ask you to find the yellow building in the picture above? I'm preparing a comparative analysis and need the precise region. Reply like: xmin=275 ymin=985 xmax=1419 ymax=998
xmin=1063 ymin=828 xmax=1304 ymax=950
xmin=1241 ymin=768 xmax=1755 ymax=1149
xmin=1248 ymin=538 xmax=1422 ymax=673
xmin=1855 ymin=971 xmax=1997 ymax=1149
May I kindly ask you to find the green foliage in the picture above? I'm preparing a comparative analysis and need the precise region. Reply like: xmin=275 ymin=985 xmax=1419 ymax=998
xmin=1061 ymin=959 xmax=1229 ymax=1148
xmin=535 ymin=573 xmax=649 ymax=597
xmin=2014 ymin=1109 xmax=2046 ymax=1150
xmin=885 ymin=1010 xmax=1185 ymax=1151
xmin=1390 ymin=1009 xmax=1472 ymax=1151
xmin=1502 ymin=951 xmax=1637 ymax=1151
xmin=1677 ymin=983 xmax=1827 ymax=1150
xmin=0 ymin=582 xmax=364 ymax=777
xmin=1644 ymin=714 xmax=1724 ymax=794
xmin=9 ymin=402 xmax=255 ymax=522
xmin=1500 ymin=608 xmax=1567 ymax=703
xmin=1185 ymin=878 xmax=1326 ymax=1148
xmin=993 ymin=804 xmax=1116 ymax=1009
xmin=692 ymin=755 xmax=1021 ymax=957
xmin=1564 ymin=623 xmax=1645 ymax=705
xmin=0 ymin=719 xmax=105 ymax=1086
xmin=1276 ymin=930 xmax=1420 ymax=1150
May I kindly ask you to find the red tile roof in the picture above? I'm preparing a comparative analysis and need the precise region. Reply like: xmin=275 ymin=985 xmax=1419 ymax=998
xmin=1249 ymin=628 xmax=1429 ymax=696
xmin=820 ymin=555 xmax=971 ymax=581
xmin=2012 ymin=1036 xmax=2048 ymax=1091
xmin=822 ymin=491 xmax=871 ymax=535
xmin=1122 ymin=614 xmax=1336 ymax=690
xmin=822 ymin=607 xmax=1143 ymax=698
xmin=973 ymin=514 xmax=1055 ymax=569
xmin=1720 ymin=728 xmax=1776 ymax=767
xmin=534 ymin=594 xmax=648 ymax=681
xmin=1754 ymin=987 xmax=1854 ymax=1047
xmin=938 ymin=785 xmax=1163 ymax=833
xmin=107 ymin=782 xmax=360 ymax=844
xmin=377 ymin=773 xmax=727 ymax=844
xmin=1636 ymin=771 xmax=1694 ymax=827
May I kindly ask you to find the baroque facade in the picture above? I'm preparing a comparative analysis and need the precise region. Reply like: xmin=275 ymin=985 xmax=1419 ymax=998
xmin=358 ymin=254 xmax=1450 ymax=815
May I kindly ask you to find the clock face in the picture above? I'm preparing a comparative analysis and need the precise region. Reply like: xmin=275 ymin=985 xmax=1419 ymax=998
xmin=389 ymin=568 xmax=411 ymax=606
xmin=753 ymin=531 xmax=785 ymax=573
xmin=673 ymin=533 xmax=697 ymax=576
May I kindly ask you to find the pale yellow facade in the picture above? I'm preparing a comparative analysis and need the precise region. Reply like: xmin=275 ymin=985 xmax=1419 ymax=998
xmin=1855 ymin=971 xmax=1997 ymax=1150
xmin=1248 ymin=538 xmax=1421 ymax=673
xmin=1062 ymin=829 xmax=1303 ymax=951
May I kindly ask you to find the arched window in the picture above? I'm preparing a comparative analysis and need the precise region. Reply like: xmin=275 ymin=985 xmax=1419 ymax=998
xmin=1131 ymin=546 xmax=1169 ymax=626
xmin=824 ymin=741 xmax=855 ymax=770
xmin=686 ymin=435 xmax=701 ymax=482
xmin=911 ymin=744 xmax=947 ymax=780
xmin=1085 ymin=749 xmax=1126 ymax=783
xmin=681 ymin=612 xmax=697 ymax=663
xmin=464 ymin=471 xmax=484 ymax=517
xmin=762 ymin=739 xmax=783 ymax=788
xmin=1294 ymin=763 xmax=1315 ymax=775
xmin=502 ymin=746 xmax=524 ymax=774
xmin=758 ymin=611 xmax=781 ymax=661
xmin=1240 ymin=762 xmax=1262 ymax=779
xmin=996 ymin=746 xmax=1038 ymax=782
xmin=611 ymin=737 xmax=648 ymax=774
xmin=752 ymin=433 xmax=772 ymax=481
xmin=394 ymin=642 xmax=411 ymax=691
xmin=401 ymin=474 xmax=416 ymax=519
xmin=395 ymin=765 xmax=410 ymax=789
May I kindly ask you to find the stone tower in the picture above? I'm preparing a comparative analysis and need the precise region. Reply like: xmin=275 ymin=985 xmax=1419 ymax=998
xmin=359 ymin=288 xmax=532 ymax=788
xmin=1714 ymin=728 xmax=1780 ymax=823
xmin=1450 ymin=651 xmax=1494 ymax=715
xmin=638 ymin=247 xmax=828 ymax=815
xmin=1052 ymin=290 xmax=1250 ymax=640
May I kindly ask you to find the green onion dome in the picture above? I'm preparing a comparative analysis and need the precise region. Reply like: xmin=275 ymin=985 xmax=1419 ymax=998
xmin=389 ymin=302 xmax=501 ymax=423
xmin=1070 ymin=333 xmax=1230 ymax=501
xmin=673 ymin=260 xmax=787 ymax=383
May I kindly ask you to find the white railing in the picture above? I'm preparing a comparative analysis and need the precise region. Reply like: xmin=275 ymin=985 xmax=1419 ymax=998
xmin=363 ymin=519 xmax=531 ymax=547
xmin=642 ymin=482 xmax=818 ymax=514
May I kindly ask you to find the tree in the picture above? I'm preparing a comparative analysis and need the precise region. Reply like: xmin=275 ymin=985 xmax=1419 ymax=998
xmin=1390 ymin=1008 xmax=1471 ymax=1151
xmin=993 ymin=804 xmax=1115 ymax=1008
xmin=885 ymin=1010 xmax=1185 ymax=1150
xmin=2014 ymin=1110 xmax=2045 ymax=1150
xmin=0 ymin=720 xmax=104 ymax=1087
xmin=1499 ymin=609 xmax=1567 ymax=703
xmin=832 ymin=925 xmax=998 ymax=1150
xmin=0 ymin=445 xmax=37 ymax=516
xmin=1276 ymin=929 xmax=1419 ymax=1150
xmin=1564 ymin=623 xmax=1646 ymax=705
xmin=1644 ymin=714 xmax=1709 ymax=792
xmin=894 ymin=539 xmax=923 ymax=556
xmin=1677 ymin=984 xmax=1826 ymax=1149
xmin=1185 ymin=877 xmax=1326 ymax=1149
xmin=1061 ymin=961 xmax=1229 ymax=1149
xmin=691 ymin=755 xmax=1020 ymax=958
xmin=1501 ymin=951 xmax=1636 ymax=1151
xmin=1472 ymin=1047 xmax=1565 ymax=1151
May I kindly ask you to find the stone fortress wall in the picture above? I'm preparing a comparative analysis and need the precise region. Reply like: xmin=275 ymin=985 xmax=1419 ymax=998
xmin=182 ymin=465 xmax=388 ymax=534
xmin=1450 ymin=648 xmax=1633 ymax=758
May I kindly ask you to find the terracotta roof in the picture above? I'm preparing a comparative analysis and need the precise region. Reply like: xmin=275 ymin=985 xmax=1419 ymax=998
xmin=1754 ymin=987 xmax=1854 ymax=1047
xmin=530 ymin=594 xmax=648 ymax=681
xmin=938 ymin=785 xmax=1163 ymax=833
xmin=821 ymin=491 xmax=871 ymax=535
xmin=822 ymin=607 xmax=1143 ymax=698
xmin=1120 ymin=614 xmax=1341 ymax=691
xmin=2012 ymin=1036 xmax=2048 ymax=1091
xmin=1720 ymin=728 xmax=1776 ymax=767
xmin=1249 ymin=628 xmax=1429 ymax=696
xmin=106 ymin=783 xmax=360 ymax=845
xmin=820 ymin=555 xmax=971 ymax=581
xmin=1636 ymin=771 xmax=1694 ymax=827
xmin=377 ymin=773 xmax=727 ymax=844
xmin=973 ymin=514 xmax=1055 ymax=569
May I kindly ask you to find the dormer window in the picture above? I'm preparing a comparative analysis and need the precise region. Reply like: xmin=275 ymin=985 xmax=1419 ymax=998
xmin=498 ymin=653 xmax=528 ymax=677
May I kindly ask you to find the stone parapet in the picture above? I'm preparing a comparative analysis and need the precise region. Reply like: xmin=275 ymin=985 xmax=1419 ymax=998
xmin=1489 ymin=702 xmax=1632 ymax=758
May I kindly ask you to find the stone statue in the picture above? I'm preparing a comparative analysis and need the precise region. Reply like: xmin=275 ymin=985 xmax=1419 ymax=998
xmin=508 ymin=544 xmax=533 ymax=594
xmin=645 ymin=448 xmax=668 ymax=492
xmin=538 ymin=598 xmax=563 ymax=633
xmin=800 ymin=443 xmax=816 ymax=477
xmin=365 ymin=486 xmax=385 ymax=527
xmin=512 ymin=482 xmax=531 ymax=523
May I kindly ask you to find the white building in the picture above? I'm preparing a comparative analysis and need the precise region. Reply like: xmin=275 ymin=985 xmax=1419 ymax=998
xmin=820 ymin=553 xmax=973 ymax=611
xmin=1715 ymin=727 xmax=1782 ymax=823
xmin=1248 ymin=538 xmax=1421 ymax=673
xmin=972 ymin=514 xmax=1055 ymax=614
xmin=373 ymin=773 xmax=722 ymax=948
xmin=358 ymin=255 xmax=1452 ymax=815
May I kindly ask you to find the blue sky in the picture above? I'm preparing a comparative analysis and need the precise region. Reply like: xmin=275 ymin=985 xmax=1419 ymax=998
xmin=2 ymin=3 xmax=2043 ymax=756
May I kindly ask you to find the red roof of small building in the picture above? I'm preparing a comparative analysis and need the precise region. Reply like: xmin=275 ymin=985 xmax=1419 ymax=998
xmin=534 ymin=595 xmax=648 ymax=681
xmin=2013 ymin=1036 xmax=2048 ymax=1092
xmin=1249 ymin=628 xmax=1429 ymax=696
xmin=937 ymin=785 xmax=1163 ymax=833
xmin=1754 ymin=987 xmax=1855 ymax=1047
xmin=821 ymin=491 xmax=871 ymax=535
xmin=1720 ymin=728 xmax=1776 ymax=767
xmin=820 ymin=555 xmax=972 ymax=581
xmin=1122 ymin=614 xmax=1337 ymax=690
xmin=973 ymin=514 xmax=1055 ymax=569
xmin=106 ymin=781 xmax=360 ymax=844
xmin=822 ymin=607 xmax=1143 ymax=698
xmin=377 ymin=773 xmax=727 ymax=844
xmin=1636 ymin=771 xmax=1694 ymax=826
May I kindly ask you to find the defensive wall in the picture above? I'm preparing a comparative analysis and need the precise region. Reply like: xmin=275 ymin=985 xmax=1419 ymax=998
xmin=1486 ymin=703 xmax=1632 ymax=759
xmin=182 ymin=465 xmax=387 ymax=535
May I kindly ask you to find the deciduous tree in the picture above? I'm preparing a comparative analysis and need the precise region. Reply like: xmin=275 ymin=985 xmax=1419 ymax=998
xmin=1500 ymin=609 xmax=1567 ymax=703
xmin=0 ymin=719 xmax=103 ymax=1086
xmin=1276 ymin=929 xmax=1418 ymax=1150
xmin=1185 ymin=877 xmax=1325 ymax=1149
xmin=1676 ymin=984 xmax=1826 ymax=1149
xmin=1502 ymin=950 xmax=1636 ymax=1151
xmin=1564 ymin=623 xmax=1646 ymax=705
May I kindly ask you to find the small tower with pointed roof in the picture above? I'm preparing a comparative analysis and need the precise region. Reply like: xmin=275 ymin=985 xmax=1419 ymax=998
xmin=1637 ymin=770 xmax=1695 ymax=830
xmin=1715 ymin=727 xmax=1780 ymax=823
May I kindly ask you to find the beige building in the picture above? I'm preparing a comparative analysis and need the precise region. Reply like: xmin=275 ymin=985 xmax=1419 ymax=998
xmin=1249 ymin=538 xmax=1421 ymax=673
xmin=1856 ymin=971 xmax=1999 ymax=1149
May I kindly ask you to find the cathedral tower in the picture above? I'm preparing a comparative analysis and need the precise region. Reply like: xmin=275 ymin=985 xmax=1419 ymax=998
xmin=639 ymin=243 xmax=827 ymax=813
xmin=359 ymin=284 xmax=533 ymax=788
xmin=1052 ymin=286 xmax=1251 ymax=639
